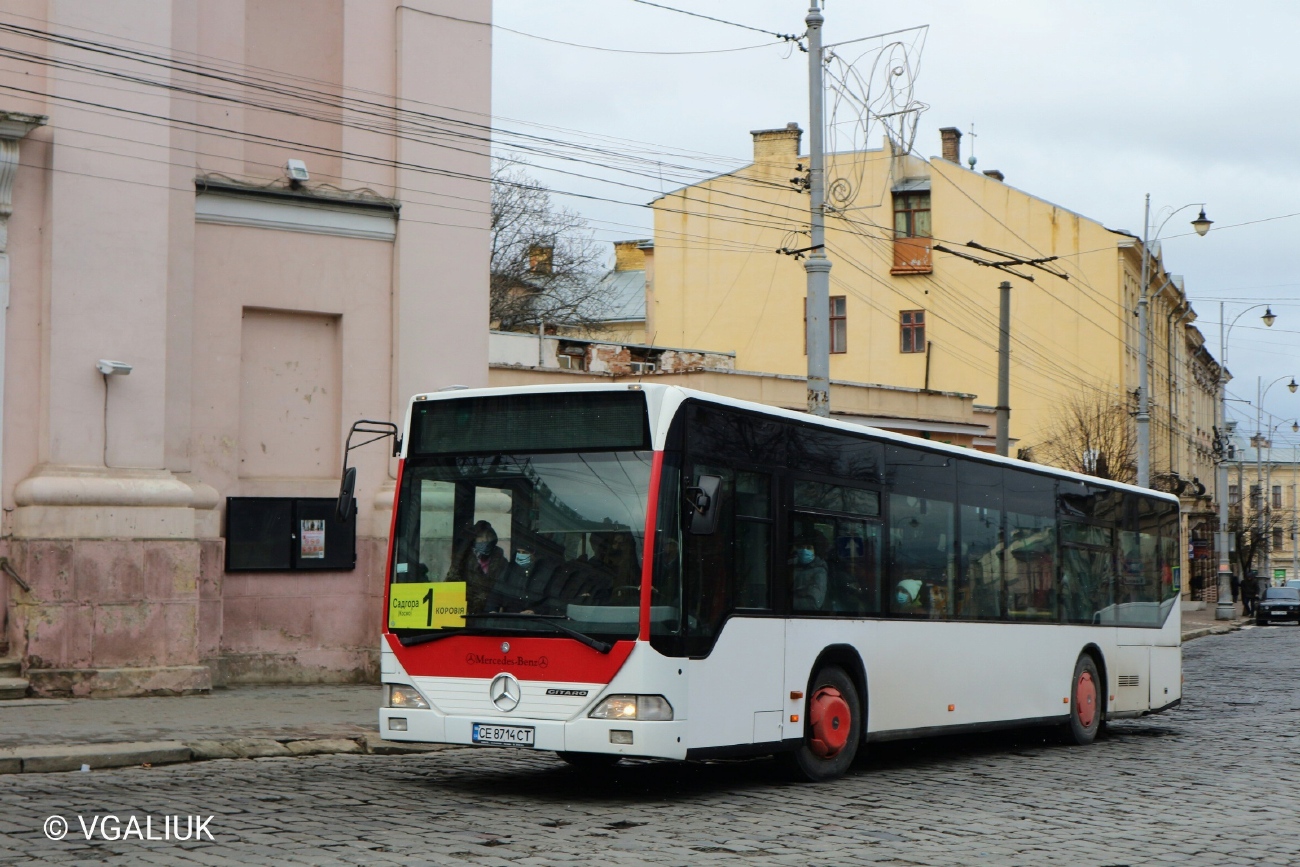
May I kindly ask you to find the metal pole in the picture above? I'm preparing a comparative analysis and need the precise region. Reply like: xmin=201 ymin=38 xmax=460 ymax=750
xmin=996 ymin=280 xmax=1011 ymax=457
xmin=1136 ymin=194 xmax=1152 ymax=487
xmin=1284 ymin=447 xmax=1294 ymax=582
xmin=1265 ymin=434 xmax=1273 ymax=583
xmin=1257 ymin=376 xmax=1264 ymax=586
xmin=1215 ymin=301 xmax=1234 ymax=619
xmin=803 ymin=1 xmax=831 ymax=417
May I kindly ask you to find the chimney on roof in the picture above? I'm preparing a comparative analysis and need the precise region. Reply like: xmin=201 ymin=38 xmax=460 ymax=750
xmin=939 ymin=127 xmax=962 ymax=164
xmin=751 ymin=122 xmax=803 ymax=166
xmin=982 ymin=169 xmax=1005 ymax=182
xmin=612 ymin=239 xmax=650 ymax=272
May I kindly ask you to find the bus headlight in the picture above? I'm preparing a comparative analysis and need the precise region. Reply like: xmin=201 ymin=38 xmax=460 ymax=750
xmin=388 ymin=684 xmax=430 ymax=709
xmin=588 ymin=695 xmax=673 ymax=721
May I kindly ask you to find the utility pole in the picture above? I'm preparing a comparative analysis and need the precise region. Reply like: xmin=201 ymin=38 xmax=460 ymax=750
xmin=1215 ymin=301 xmax=1234 ymax=619
xmin=1136 ymin=194 xmax=1152 ymax=488
xmin=804 ymin=1 xmax=831 ymax=417
xmin=1256 ymin=375 xmax=1264 ymax=589
xmin=1292 ymin=445 xmax=1298 ymax=582
xmin=996 ymin=280 xmax=1011 ymax=456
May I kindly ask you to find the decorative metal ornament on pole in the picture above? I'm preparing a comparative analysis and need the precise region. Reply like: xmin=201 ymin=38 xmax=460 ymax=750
xmin=804 ymin=1 xmax=831 ymax=417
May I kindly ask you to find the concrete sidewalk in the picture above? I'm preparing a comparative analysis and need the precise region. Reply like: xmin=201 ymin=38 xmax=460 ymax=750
xmin=0 ymin=683 xmax=449 ymax=775
xmin=1181 ymin=602 xmax=1251 ymax=642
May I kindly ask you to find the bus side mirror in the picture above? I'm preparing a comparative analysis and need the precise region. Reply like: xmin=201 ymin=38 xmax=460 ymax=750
xmin=685 ymin=474 xmax=722 ymax=535
xmin=337 ymin=466 xmax=357 ymax=523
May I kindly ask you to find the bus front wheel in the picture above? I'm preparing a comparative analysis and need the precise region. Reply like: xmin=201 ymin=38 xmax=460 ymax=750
xmin=1064 ymin=654 xmax=1103 ymax=745
xmin=781 ymin=665 xmax=861 ymax=782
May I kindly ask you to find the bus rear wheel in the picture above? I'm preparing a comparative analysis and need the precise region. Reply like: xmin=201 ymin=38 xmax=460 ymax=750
xmin=556 ymin=751 xmax=622 ymax=769
xmin=1064 ymin=654 xmax=1103 ymax=745
xmin=781 ymin=665 xmax=861 ymax=782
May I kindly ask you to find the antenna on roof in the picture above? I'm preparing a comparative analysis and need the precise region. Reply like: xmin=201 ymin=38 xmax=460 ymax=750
xmin=967 ymin=121 xmax=977 ymax=170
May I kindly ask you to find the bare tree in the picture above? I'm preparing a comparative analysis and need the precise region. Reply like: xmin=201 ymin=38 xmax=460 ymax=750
xmin=1230 ymin=489 xmax=1285 ymax=579
xmin=490 ymin=158 xmax=608 ymax=332
xmin=1035 ymin=390 xmax=1137 ymax=484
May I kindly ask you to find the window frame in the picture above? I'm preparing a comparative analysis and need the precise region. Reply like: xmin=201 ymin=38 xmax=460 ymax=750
xmin=803 ymin=295 xmax=849 ymax=355
xmin=900 ymin=309 xmax=926 ymax=354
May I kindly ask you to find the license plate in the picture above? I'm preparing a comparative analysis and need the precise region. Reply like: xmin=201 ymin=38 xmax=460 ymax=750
xmin=472 ymin=723 xmax=535 ymax=747
xmin=1273 ymin=611 xmax=1290 ymax=617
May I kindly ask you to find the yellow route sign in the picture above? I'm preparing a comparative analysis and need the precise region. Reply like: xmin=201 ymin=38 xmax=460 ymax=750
xmin=388 ymin=582 xmax=466 ymax=630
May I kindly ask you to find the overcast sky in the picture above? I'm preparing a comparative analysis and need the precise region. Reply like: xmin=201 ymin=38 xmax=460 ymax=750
xmin=492 ymin=1 xmax=1300 ymax=445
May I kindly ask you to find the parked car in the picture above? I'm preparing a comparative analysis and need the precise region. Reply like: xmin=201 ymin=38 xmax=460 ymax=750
xmin=1285 ymin=580 xmax=1300 ymax=590
xmin=1256 ymin=587 xmax=1300 ymax=625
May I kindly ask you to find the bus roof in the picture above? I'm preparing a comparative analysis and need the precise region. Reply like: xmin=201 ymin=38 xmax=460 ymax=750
xmin=403 ymin=383 xmax=1180 ymax=505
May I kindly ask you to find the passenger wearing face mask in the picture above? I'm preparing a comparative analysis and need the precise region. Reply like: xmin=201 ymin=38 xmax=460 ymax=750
xmin=487 ymin=541 xmax=560 ymax=613
xmin=447 ymin=520 xmax=510 ymax=613
xmin=894 ymin=578 xmax=925 ymax=613
xmin=790 ymin=533 xmax=829 ymax=612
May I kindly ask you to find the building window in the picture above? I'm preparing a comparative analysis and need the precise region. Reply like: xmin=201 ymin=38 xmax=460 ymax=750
xmin=891 ymin=191 xmax=932 ymax=274
xmin=830 ymin=296 xmax=846 ymax=353
xmin=1229 ymin=485 xmax=1240 ymax=506
xmin=804 ymin=296 xmax=848 ymax=354
xmin=1274 ymin=526 xmax=1284 ymax=551
xmin=1273 ymin=485 xmax=1283 ymax=508
xmin=900 ymin=310 xmax=926 ymax=353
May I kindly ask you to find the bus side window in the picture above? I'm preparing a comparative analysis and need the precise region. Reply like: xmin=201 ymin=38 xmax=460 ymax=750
xmin=956 ymin=460 xmax=1003 ymax=620
xmin=885 ymin=446 xmax=956 ymax=619
xmin=1004 ymin=472 xmax=1057 ymax=621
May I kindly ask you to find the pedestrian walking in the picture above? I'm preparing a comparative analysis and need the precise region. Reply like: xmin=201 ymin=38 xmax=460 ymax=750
xmin=1242 ymin=569 xmax=1260 ymax=616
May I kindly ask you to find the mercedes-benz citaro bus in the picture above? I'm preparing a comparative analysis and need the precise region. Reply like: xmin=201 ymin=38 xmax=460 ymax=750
xmin=375 ymin=383 xmax=1181 ymax=781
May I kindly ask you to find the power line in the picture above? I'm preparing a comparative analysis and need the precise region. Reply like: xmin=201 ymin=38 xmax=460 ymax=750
xmin=627 ymin=0 xmax=803 ymax=44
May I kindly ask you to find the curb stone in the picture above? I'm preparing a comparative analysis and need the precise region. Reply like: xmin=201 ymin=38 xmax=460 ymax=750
xmin=0 ymin=732 xmax=454 ymax=775
xmin=1182 ymin=621 xmax=1247 ymax=643
xmin=0 ymin=741 xmax=192 ymax=774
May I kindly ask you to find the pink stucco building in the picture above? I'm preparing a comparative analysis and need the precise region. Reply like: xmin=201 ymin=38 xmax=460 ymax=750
xmin=0 ymin=0 xmax=492 ymax=695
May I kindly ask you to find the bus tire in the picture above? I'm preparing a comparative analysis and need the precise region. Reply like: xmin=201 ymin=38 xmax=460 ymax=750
xmin=556 ymin=751 xmax=621 ymax=769
xmin=1064 ymin=654 xmax=1102 ymax=745
xmin=781 ymin=665 xmax=861 ymax=782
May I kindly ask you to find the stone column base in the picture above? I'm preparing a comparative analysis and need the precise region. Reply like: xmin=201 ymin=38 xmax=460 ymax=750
xmin=28 ymin=664 xmax=211 ymax=698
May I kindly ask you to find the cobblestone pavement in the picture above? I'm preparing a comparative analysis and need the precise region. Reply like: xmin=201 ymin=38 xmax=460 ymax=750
xmin=3 ymin=626 xmax=1298 ymax=866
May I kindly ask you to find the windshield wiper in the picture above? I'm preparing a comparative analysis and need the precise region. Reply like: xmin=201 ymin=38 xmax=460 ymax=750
xmin=463 ymin=613 xmax=613 ymax=654
xmin=396 ymin=629 xmax=479 ymax=647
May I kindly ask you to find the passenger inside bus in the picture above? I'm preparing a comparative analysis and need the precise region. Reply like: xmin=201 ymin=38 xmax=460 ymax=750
xmin=587 ymin=530 xmax=640 ymax=602
xmin=487 ymin=538 xmax=561 ymax=613
xmin=790 ymin=532 xmax=829 ymax=611
xmin=446 ymin=520 xmax=509 ymax=612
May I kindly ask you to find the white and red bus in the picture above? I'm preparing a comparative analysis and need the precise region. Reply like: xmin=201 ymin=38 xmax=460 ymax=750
xmin=373 ymin=384 xmax=1181 ymax=780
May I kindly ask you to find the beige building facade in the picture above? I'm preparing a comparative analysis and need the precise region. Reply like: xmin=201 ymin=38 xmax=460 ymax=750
xmin=0 ymin=0 xmax=492 ymax=695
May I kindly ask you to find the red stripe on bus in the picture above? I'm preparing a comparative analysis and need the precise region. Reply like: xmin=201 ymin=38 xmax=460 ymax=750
xmin=638 ymin=450 xmax=665 ymax=641
xmin=385 ymin=633 xmax=635 ymax=683
xmin=381 ymin=458 xmax=405 ymax=634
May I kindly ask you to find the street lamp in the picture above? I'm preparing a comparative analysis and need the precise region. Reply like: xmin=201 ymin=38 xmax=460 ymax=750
xmin=1214 ymin=304 xmax=1279 ymax=620
xmin=1137 ymin=197 xmax=1212 ymax=489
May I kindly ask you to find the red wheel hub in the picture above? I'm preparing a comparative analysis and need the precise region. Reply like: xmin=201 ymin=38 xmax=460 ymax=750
xmin=808 ymin=686 xmax=851 ymax=758
xmin=1075 ymin=670 xmax=1097 ymax=728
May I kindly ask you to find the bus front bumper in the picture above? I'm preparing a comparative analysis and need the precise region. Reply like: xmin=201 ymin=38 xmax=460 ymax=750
xmin=378 ymin=707 xmax=687 ymax=759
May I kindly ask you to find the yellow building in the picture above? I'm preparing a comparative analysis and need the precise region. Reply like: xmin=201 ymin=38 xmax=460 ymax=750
xmin=652 ymin=125 xmax=1218 ymax=479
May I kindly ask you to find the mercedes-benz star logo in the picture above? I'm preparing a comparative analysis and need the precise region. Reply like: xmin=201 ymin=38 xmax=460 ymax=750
xmin=489 ymin=673 xmax=521 ymax=713
xmin=501 ymin=641 xmax=510 ymax=653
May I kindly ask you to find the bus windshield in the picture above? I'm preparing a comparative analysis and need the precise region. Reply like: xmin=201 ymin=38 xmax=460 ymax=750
xmin=389 ymin=451 xmax=654 ymax=642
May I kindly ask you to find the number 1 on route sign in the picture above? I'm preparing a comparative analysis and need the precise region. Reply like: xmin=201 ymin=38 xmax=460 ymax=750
xmin=388 ymin=582 xmax=466 ymax=629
